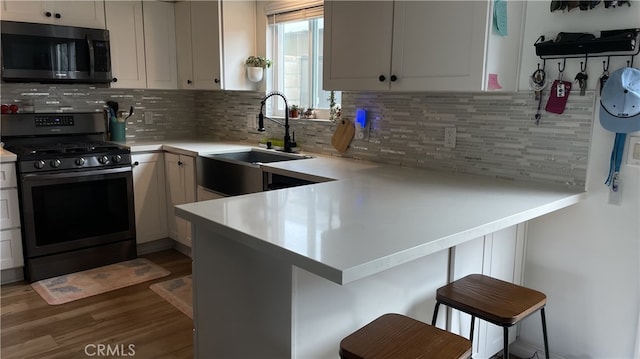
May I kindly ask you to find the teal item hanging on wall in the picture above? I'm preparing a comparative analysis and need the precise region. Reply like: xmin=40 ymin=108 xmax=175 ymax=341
xmin=494 ymin=0 xmax=508 ymax=36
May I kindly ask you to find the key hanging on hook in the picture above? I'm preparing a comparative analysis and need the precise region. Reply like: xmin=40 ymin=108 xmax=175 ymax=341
xmin=575 ymin=55 xmax=588 ymax=96
xmin=600 ymin=56 xmax=610 ymax=95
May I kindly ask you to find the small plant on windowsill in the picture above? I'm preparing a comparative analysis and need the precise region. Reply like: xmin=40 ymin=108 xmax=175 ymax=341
xmin=289 ymin=104 xmax=300 ymax=118
xmin=245 ymin=56 xmax=272 ymax=82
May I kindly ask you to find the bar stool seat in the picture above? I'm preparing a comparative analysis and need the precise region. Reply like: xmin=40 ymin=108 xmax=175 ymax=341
xmin=432 ymin=274 xmax=550 ymax=359
xmin=340 ymin=313 xmax=472 ymax=359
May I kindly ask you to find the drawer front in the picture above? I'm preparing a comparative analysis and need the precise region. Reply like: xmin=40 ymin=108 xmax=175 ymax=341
xmin=0 ymin=189 xmax=21 ymax=230
xmin=0 ymin=228 xmax=24 ymax=270
xmin=0 ymin=163 xmax=17 ymax=188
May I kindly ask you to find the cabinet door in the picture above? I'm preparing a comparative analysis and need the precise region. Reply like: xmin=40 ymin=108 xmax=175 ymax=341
xmin=0 ymin=1 xmax=48 ymax=23
xmin=190 ymin=1 xmax=222 ymax=90
xmin=323 ymin=1 xmax=393 ymax=91
xmin=220 ymin=0 xmax=256 ymax=90
xmin=175 ymin=1 xmax=195 ymax=89
xmin=0 ymin=0 xmax=105 ymax=28
xmin=390 ymin=1 xmax=489 ymax=91
xmin=132 ymin=153 xmax=168 ymax=244
xmin=181 ymin=155 xmax=196 ymax=246
xmin=165 ymin=153 xmax=195 ymax=247
xmin=106 ymin=1 xmax=147 ymax=88
xmin=52 ymin=1 xmax=106 ymax=28
xmin=142 ymin=1 xmax=178 ymax=89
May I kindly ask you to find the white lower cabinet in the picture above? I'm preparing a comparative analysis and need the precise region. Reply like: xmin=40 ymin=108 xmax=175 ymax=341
xmin=449 ymin=224 xmax=526 ymax=358
xmin=0 ymin=162 xmax=23 ymax=270
xmin=165 ymin=152 xmax=196 ymax=247
xmin=132 ymin=152 xmax=168 ymax=244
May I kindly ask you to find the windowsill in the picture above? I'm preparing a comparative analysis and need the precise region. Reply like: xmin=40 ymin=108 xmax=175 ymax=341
xmin=267 ymin=115 xmax=334 ymax=124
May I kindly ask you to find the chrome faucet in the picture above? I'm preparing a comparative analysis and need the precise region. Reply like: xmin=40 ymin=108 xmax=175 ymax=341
xmin=258 ymin=91 xmax=293 ymax=153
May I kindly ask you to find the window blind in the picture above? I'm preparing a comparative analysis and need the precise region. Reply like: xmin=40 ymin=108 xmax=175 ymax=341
xmin=265 ymin=0 xmax=323 ymax=23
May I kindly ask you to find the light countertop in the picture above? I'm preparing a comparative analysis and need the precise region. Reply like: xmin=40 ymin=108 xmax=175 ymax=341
xmin=0 ymin=148 xmax=17 ymax=162
xmin=173 ymin=142 xmax=586 ymax=285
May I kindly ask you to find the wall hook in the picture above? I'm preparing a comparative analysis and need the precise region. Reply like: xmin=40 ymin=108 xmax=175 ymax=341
xmin=580 ymin=55 xmax=588 ymax=72
xmin=558 ymin=59 xmax=566 ymax=73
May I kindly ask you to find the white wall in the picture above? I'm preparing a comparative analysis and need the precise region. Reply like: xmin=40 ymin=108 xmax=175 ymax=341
xmin=518 ymin=2 xmax=640 ymax=358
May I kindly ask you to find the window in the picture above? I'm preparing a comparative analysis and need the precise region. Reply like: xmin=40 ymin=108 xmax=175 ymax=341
xmin=266 ymin=2 xmax=341 ymax=119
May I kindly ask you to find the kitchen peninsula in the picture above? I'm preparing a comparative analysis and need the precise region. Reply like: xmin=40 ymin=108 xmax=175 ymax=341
xmin=175 ymin=151 xmax=585 ymax=359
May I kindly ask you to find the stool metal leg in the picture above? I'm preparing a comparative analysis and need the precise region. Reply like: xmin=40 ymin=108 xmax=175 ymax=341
xmin=503 ymin=326 xmax=509 ymax=359
xmin=431 ymin=301 xmax=441 ymax=326
xmin=541 ymin=308 xmax=550 ymax=359
xmin=469 ymin=315 xmax=476 ymax=343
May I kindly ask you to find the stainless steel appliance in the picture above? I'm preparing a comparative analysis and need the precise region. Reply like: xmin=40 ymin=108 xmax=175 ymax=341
xmin=1 ymin=112 xmax=136 ymax=282
xmin=1 ymin=21 xmax=112 ymax=84
xmin=197 ymin=149 xmax=315 ymax=196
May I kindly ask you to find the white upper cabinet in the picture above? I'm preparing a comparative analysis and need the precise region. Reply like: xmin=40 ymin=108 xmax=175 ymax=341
xmin=0 ymin=0 xmax=106 ymax=29
xmin=220 ymin=0 xmax=257 ymax=91
xmin=175 ymin=0 xmax=256 ymax=90
xmin=323 ymin=0 xmax=524 ymax=92
xmin=142 ymin=1 xmax=178 ymax=89
xmin=105 ymin=1 xmax=147 ymax=88
xmin=176 ymin=1 xmax=222 ymax=90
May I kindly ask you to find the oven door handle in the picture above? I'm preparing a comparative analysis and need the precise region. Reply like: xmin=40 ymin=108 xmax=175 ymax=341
xmin=21 ymin=166 xmax=131 ymax=181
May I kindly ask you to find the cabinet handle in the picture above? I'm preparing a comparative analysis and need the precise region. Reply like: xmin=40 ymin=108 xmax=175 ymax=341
xmin=378 ymin=75 xmax=386 ymax=82
xmin=187 ymin=80 xmax=192 ymax=84
xmin=132 ymin=161 xmax=139 ymax=167
xmin=45 ymin=11 xmax=52 ymax=17
xmin=214 ymin=78 xmax=220 ymax=84
xmin=390 ymin=75 xmax=397 ymax=82
xmin=55 ymin=13 xmax=61 ymax=19
xmin=112 ymin=77 xmax=118 ymax=83
xmin=177 ymin=161 xmax=183 ymax=167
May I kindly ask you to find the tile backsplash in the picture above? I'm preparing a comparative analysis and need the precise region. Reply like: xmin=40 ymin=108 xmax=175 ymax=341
xmin=1 ymin=84 xmax=593 ymax=189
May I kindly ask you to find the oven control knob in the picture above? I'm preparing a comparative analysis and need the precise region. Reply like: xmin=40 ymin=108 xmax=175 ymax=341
xmin=50 ymin=159 xmax=61 ymax=168
xmin=75 ymin=157 xmax=86 ymax=166
xmin=34 ymin=160 xmax=45 ymax=169
xmin=98 ymin=155 xmax=109 ymax=164
xmin=112 ymin=154 xmax=122 ymax=163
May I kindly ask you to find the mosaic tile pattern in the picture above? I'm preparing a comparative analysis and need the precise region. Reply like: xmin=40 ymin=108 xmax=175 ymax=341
xmin=0 ymin=84 xmax=593 ymax=188
xmin=1 ymin=84 xmax=197 ymax=141
xmin=194 ymin=90 xmax=594 ymax=189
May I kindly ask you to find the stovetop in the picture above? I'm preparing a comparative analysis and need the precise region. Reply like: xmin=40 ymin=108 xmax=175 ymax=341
xmin=6 ymin=141 xmax=129 ymax=159
xmin=1 ymin=112 xmax=132 ymax=173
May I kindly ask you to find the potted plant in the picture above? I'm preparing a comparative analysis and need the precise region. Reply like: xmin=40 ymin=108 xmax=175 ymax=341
xmin=245 ymin=56 xmax=272 ymax=82
xmin=289 ymin=104 xmax=300 ymax=118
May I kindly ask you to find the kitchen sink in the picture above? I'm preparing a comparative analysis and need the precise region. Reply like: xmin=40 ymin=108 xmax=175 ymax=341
xmin=197 ymin=149 xmax=313 ymax=196
xmin=209 ymin=149 xmax=312 ymax=165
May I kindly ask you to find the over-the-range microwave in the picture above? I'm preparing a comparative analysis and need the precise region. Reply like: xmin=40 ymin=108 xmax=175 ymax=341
xmin=1 ymin=20 xmax=112 ymax=84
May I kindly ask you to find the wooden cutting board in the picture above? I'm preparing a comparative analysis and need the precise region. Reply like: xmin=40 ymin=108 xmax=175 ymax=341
xmin=331 ymin=118 xmax=355 ymax=153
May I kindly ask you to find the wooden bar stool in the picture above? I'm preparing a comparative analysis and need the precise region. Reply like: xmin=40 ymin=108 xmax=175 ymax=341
xmin=339 ymin=313 xmax=472 ymax=359
xmin=431 ymin=274 xmax=550 ymax=359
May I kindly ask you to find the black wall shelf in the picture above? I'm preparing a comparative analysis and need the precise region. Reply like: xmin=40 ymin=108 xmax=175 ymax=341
xmin=534 ymin=28 xmax=640 ymax=61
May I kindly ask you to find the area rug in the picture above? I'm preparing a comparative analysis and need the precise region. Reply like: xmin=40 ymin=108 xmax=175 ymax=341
xmin=150 ymin=275 xmax=192 ymax=319
xmin=31 ymin=258 xmax=170 ymax=305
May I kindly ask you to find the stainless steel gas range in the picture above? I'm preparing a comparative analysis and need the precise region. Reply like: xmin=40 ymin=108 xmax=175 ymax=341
xmin=1 ymin=112 xmax=136 ymax=282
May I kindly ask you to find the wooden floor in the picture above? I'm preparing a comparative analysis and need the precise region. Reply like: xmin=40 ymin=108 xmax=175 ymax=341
xmin=1 ymin=250 xmax=193 ymax=359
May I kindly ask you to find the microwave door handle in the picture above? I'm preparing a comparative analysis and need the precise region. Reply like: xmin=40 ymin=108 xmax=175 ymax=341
xmin=86 ymin=35 xmax=95 ymax=78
